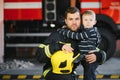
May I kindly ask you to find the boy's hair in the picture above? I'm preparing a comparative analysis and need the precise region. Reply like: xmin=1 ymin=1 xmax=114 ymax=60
xmin=82 ymin=10 xmax=96 ymax=19
xmin=64 ymin=7 xmax=80 ymax=19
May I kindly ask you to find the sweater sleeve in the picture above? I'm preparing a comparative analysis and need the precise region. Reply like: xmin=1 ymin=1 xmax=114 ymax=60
xmin=57 ymin=28 xmax=90 ymax=40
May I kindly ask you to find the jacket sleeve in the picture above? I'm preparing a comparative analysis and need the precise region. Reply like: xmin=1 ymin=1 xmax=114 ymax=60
xmin=36 ymin=32 xmax=63 ymax=63
xmin=94 ymin=50 xmax=106 ymax=64
xmin=57 ymin=28 xmax=91 ymax=40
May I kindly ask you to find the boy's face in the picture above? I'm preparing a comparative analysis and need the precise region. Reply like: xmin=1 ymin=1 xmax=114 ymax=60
xmin=82 ymin=14 xmax=96 ymax=28
xmin=65 ymin=12 xmax=81 ymax=31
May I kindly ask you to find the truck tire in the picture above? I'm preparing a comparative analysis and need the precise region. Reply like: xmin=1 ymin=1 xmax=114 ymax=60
xmin=98 ymin=28 xmax=116 ymax=60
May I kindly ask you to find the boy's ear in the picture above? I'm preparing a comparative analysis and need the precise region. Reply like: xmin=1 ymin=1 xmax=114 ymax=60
xmin=94 ymin=20 xmax=97 ymax=25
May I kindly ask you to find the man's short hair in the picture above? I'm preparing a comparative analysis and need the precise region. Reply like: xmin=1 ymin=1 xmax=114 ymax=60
xmin=64 ymin=7 xmax=80 ymax=19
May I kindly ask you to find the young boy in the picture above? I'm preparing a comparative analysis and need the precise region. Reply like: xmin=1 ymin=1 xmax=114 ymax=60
xmin=58 ymin=10 xmax=101 ymax=80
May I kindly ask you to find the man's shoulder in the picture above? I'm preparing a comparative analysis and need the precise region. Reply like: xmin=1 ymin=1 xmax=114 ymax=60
xmin=43 ymin=31 xmax=63 ymax=43
xmin=49 ymin=30 xmax=64 ymax=39
xmin=50 ymin=31 xmax=61 ymax=36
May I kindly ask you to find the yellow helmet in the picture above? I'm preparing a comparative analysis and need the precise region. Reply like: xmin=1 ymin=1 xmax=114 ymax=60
xmin=51 ymin=50 xmax=80 ymax=74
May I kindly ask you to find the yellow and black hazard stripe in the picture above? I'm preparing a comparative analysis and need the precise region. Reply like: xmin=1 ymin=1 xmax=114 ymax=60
xmin=79 ymin=74 xmax=120 ymax=79
xmin=0 ymin=74 xmax=42 ymax=80
xmin=0 ymin=74 xmax=120 ymax=79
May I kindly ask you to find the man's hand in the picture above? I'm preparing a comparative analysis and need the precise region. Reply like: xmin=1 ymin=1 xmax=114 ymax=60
xmin=62 ymin=44 xmax=74 ymax=53
xmin=85 ymin=53 xmax=96 ymax=63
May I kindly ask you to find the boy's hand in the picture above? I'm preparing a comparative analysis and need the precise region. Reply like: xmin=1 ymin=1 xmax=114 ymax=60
xmin=62 ymin=44 xmax=74 ymax=53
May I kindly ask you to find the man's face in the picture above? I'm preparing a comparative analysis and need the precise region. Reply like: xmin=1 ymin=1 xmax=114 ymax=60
xmin=65 ymin=12 xmax=81 ymax=31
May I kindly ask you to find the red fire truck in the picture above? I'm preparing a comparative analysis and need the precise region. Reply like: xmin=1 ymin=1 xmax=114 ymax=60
xmin=4 ymin=0 xmax=120 ymax=60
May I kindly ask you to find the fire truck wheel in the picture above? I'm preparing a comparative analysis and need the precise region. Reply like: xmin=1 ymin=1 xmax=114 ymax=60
xmin=98 ymin=28 xmax=116 ymax=60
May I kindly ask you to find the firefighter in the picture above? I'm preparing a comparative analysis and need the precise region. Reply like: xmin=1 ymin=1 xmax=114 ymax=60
xmin=36 ymin=7 xmax=106 ymax=80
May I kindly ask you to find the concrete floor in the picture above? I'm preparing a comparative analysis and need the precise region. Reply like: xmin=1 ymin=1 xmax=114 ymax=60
xmin=0 ymin=57 xmax=120 ymax=80
xmin=1 ymin=40 xmax=120 ymax=80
